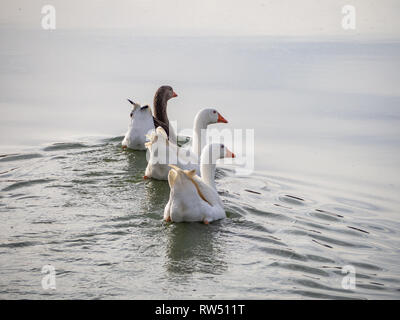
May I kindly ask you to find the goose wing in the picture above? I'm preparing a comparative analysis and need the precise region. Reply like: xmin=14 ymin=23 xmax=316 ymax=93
xmin=169 ymin=165 xmax=221 ymax=207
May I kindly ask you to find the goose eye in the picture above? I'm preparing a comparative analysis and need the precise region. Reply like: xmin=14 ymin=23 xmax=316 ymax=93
xmin=221 ymin=144 xmax=224 ymax=149
xmin=130 ymin=112 xmax=133 ymax=117
xmin=213 ymin=110 xmax=217 ymax=114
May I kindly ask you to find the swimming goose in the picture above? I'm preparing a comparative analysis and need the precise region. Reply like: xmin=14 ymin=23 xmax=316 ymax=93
xmin=121 ymin=102 xmax=154 ymax=150
xmin=144 ymin=108 xmax=228 ymax=180
xmin=121 ymin=85 xmax=177 ymax=150
xmin=163 ymin=143 xmax=235 ymax=224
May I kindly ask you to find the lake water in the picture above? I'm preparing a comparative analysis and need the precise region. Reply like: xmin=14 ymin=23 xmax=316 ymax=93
xmin=0 ymin=29 xmax=400 ymax=299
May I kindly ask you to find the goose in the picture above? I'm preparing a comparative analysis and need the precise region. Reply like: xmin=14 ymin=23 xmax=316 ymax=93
xmin=163 ymin=143 xmax=235 ymax=224
xmin=144 ymin=108 xmax=228 ymax=180
xmin=121 ymin=85 xmax=177 ymax=150
xmin=121 ymin=102 xmax=155 ymax=150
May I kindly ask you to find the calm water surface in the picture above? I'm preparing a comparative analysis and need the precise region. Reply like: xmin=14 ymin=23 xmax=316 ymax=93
xmin=0 ymin=29 xmax=399 ymax=299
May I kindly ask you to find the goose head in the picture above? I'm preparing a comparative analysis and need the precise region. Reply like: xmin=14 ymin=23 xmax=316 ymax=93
xmin=198 ymin=143 xmax=235 ymax=189
xmin=201 ymin=143 xmax=235 ymax=165
xmin=156 ymin=85 xmax=178 ymax=101
xmin=195 ymin=108 xmax=228 ymax=128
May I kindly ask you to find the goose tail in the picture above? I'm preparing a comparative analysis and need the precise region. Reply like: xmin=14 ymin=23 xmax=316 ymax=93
xmin=145 ymin=126 xmax=169 ymax=149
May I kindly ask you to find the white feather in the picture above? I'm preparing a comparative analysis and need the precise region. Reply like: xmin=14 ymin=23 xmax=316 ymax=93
xmin=122 ymin=104 xmax=154 ymax=150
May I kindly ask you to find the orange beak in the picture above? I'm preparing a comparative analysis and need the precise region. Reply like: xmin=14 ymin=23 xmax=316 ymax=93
xmin=226 ymin=149 xmax=235 ymax=158
xmin=217 ymin=113 xmax=228 ymax=123
xmin=172 ymin=91 xmax=178 ymax=98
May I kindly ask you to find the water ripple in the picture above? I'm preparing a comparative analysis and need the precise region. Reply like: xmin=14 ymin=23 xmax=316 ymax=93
xmin=2 ymin=178 xmax=55 ymax=192
xmin=42 ymin=142 xmax=89 ymax=152
xmin=0 ymin=153 xmax=42 ymax=162
xmin=0 ymin=136 xmax=399 ymax=299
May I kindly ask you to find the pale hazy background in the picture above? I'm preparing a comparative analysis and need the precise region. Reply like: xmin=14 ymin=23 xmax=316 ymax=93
xmin=0 ymin=0 xmax=400 ymax=37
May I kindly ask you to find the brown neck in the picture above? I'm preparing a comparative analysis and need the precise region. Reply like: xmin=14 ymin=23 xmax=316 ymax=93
xmin=153 ymin=93 xmax=169 ymax=125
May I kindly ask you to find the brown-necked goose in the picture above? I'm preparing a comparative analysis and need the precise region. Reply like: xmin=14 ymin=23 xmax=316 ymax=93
xmin=121 ymin=85 xmax=177 ymax=150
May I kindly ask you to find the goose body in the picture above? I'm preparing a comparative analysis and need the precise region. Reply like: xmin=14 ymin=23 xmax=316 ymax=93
xmin=144 ymin=127 xmax=199 ymax=179
xmin=121 ymin=86 xmax=177 ymax=150
xmin=122 ymin=103 xmax=154 ymax=150
xmin=144 ymin=108 xmax=228 ymax=180
xmin=164 ymin=143 xmax=235 ymax=223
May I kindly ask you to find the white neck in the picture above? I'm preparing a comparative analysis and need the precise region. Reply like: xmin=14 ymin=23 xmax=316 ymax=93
xmin=200 ymin=146 xmax=218 ymax=189
xmin=191 ymin=113 xmax=209 ymax=159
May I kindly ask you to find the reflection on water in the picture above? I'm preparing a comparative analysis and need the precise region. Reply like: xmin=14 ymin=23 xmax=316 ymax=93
xmin=164 ymin=222 xmax=227 ymax=276
xmin=124 ymin=148 xmax=148 ymax=178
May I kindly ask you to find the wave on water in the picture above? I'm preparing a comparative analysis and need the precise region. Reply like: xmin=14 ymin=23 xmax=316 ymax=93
xmin=0 ymin=137 xmax=399 ymax=299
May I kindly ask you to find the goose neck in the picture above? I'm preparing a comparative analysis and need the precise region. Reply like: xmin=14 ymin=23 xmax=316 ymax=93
xmin=153 ymin=94 xmax=169 ymax=125
xmin=192 ymin=115 xmax=208 ymax=158
xmin=200 ymin=149 xmax=217 ymax=189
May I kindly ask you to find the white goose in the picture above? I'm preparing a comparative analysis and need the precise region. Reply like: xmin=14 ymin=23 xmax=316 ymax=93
xmin=164 ymin=143 xmax=235 ymax=224
xmin=122 ymin=86 xmax=177 ymax=150
xmin=121 ymin=102 xmax=154 ymax=150
xmin=144 ymin=108 xmax=228 ymax=180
